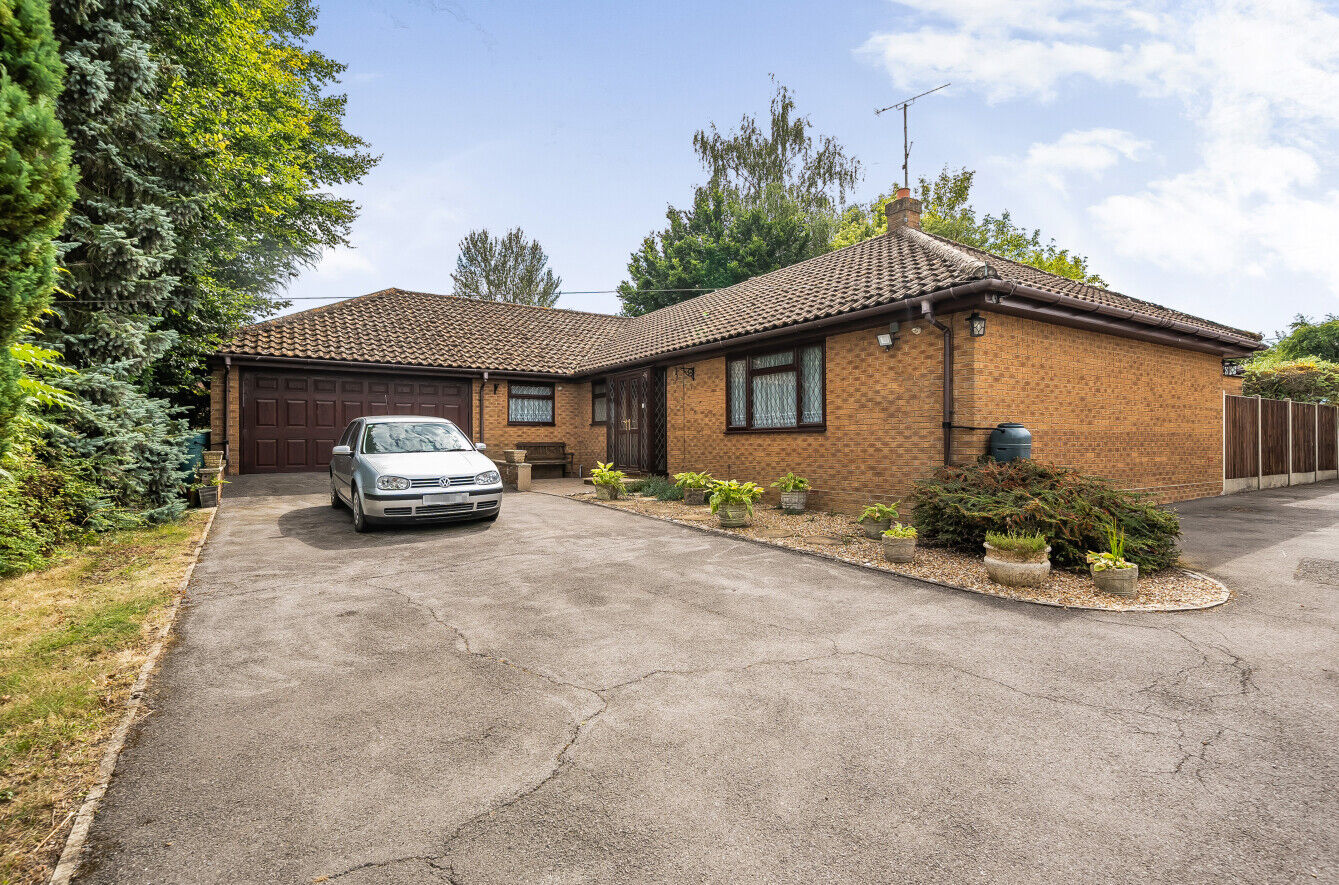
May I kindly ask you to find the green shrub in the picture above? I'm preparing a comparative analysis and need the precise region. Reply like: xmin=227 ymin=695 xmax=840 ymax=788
xmin=908 ymin=459 xmax=1180 ymax=572
xmin=0 ymin=450 xmax=132 ymax=576
xmin=590 ymin=461 xmax=626 ymax=489
xmin=1242 ymin=356 xmax=1339 ymax=403
xmin=984 ymin=530 xmax=1048 ymax=556
xmin=771 ymin=472 xmax=810 ymax=492
xmin=708 ymin=480 xmax=765 ymax=515
xmin=673 ymin=471 xmax=713 ymax=490
xmin=636 ymin=474 xmax=684 ymax=501
xmin=858 ymin=503 xmax=899 ymax=523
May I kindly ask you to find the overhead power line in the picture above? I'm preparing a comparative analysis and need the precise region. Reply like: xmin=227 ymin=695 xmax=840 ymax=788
xmin=56 ymin=287 xmax=720 ymax=306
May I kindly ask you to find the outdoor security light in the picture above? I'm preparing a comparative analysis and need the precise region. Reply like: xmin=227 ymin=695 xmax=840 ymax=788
xmin=877 ymin=332 xmax=894 ymax=349
xmin=967 ymin=311 xmax=987 ymax=338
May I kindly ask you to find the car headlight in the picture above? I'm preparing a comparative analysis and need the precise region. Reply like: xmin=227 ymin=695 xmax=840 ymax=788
xmin=376 ymin=475 xmax=411 ymax=491
xmin=475 ymin=470 xmax=501 ymax=486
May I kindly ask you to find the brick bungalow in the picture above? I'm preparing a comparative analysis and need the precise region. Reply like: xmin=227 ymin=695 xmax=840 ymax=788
xmin=211 ymin=192 xmax=1263 ymax=508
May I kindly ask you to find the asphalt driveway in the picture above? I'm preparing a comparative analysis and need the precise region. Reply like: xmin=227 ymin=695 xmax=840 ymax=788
xmin=79 ymin=477 xmax=1339 ymax=884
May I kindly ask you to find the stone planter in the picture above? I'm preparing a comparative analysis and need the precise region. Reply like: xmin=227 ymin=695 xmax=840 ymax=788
xmin=198 ymin=485 xmax=219 ymax=508
xmin=503 ymin=449 xmax=527 ymax=464
xmin=1091 ymin=564 xmax=1139 ymax=597
xmin=716 ymin=503 xmax=751 ymax=528
xmin=595 ymin=484 xmax=621 ymax=501
xmin=683 ymin=488 xmax=708 ymax=506
xmin=202 ymin=450 xmax=224 ymax=469
xmin=778 ymin=490 xmax=808 ymax=513
xmin=882 ymin=536 xmax=916 ymax=563
xmin=982 ymin=542 xmax=1052 ymax=588
xmin=859 ymin=519 xmax=891 ymax=539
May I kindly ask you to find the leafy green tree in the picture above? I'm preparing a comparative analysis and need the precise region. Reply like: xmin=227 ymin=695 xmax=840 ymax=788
xmin=832 ymin=167 xmax=1106 ymax=286
xmin=149 ymin=0 xmax=378 ymax=419
xmin=618 ymin=187 xmax=828 ymax=316
xmin=0 ymin=0 xmax=75 ymax=456
xmin=1266 ymin=314 xmax=1339 ymax=363
xmin=620 ymin=80 xmax=855 ymax=316
xmin=451 ymin=228 xmax=562 ymax=307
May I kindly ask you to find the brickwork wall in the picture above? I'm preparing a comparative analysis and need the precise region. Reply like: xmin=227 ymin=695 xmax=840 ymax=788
xmin=955 ymin=310 xmax=1225 ymax=502
xmin=470 ymin=379 xmax=605 ymax=475
xmin=664 ymin=318 xmax=952 ymax=512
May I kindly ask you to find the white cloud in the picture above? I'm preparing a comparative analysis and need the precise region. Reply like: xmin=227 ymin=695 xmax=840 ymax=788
xmin=863 ymin=0 xmax=1339 ymax=295
xmin=1017 ymin=128 xmax=1149 ymax=192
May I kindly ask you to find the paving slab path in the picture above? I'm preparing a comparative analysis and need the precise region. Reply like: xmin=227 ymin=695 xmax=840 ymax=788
xmin=77 ymin=476 xmax=1339 ymax=884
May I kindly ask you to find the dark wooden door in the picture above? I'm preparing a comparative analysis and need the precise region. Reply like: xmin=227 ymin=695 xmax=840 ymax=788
xmin=241 ymin=368 xmax=471 ymax=473
xmin=608 ymin=370 xmax=648 ymax=472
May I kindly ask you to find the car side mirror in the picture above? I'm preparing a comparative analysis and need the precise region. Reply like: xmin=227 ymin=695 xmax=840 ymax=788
xmin=332 ymin=445 xmax=352 ymax=456
xmin=474 ymin=442 xmax=487 ymax=451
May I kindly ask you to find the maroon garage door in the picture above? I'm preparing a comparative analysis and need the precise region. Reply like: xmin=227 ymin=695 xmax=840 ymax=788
xmin=240 ymin=368 xmax=472 ymax=473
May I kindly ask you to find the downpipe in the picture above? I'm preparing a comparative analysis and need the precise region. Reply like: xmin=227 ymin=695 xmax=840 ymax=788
xmin=922 ymin=302 xmax=954 ymax=466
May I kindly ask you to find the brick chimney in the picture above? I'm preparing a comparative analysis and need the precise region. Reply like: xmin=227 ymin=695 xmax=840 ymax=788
xmin=885 ymin=186 xmax=921 ymax=230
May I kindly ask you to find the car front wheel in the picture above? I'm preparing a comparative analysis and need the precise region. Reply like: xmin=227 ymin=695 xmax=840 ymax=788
xmin=351 ymin=486 xmax=371 ymax=533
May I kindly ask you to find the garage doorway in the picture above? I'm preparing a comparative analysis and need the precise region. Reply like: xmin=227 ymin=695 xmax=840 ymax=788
xmin=239 ymin=367 xmax=472 ymax=473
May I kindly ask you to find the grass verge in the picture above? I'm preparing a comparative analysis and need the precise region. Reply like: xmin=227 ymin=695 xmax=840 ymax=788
xmin=0 ymin=510 xmax=210 ymax=885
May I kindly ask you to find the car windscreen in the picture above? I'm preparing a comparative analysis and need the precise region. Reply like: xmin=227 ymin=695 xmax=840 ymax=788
xmin=362 ymin=422 xmax=471 ymax=454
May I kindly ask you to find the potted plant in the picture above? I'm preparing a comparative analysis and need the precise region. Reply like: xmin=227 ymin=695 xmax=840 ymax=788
xmin=591 ymin=461 xmax=626 ymax=500
xmin=771 ymin=472 xmax=810 ymax=513
xmin=857 ymin=503 xmax=900 ymax=539
xmin=673 ymin=471 xmax=714 ymax=505
xmin=982 ymin=530 xmax=1052 ymax=587
xmin=202 ymin=450 xmax=224 ymax=469
xmin=708 ymin=479 xmax=764 ymax=528
xmin=1087 ymin=521 xmax=1138 ymax=597
xmin=881 ymin=523 xmax=917 ymax=563
xmin=197 ymin=474 xmax=227 ymax=508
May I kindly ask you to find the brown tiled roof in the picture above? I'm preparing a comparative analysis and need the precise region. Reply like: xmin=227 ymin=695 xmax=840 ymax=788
xmin=220 ymin=288 xmax=632 ymax=375
xmin=221 ymin=229 xmax=1261 ymax=375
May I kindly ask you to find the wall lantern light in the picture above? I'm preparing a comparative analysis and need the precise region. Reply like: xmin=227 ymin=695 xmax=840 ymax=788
xmin=967 ymin=311 xmax=987 ymax=338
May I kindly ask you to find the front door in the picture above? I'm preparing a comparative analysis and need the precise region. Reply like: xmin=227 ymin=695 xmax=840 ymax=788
xmin=608 ymin=370 xmax=648 ymax=472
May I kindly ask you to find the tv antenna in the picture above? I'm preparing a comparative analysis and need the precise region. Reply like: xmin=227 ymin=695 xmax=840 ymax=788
xmin=876 ymin=82 xmax=950 ymax=189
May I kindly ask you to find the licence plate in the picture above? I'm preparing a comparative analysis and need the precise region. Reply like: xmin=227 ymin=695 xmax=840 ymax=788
xmin=422 ymin=492 xmax=468 ymax=505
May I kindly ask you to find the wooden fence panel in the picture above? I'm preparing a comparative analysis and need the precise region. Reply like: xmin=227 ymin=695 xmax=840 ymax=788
xmin=1292 ymin=403 xmax=1317 ymax=473
xmin=1321 ymin=406 xmax=1338 ymax=472
xmin=1225 ymin=395 xmax=1259 ymax=479
xmin=1260 ymin=399 xmax=1290 ymax=476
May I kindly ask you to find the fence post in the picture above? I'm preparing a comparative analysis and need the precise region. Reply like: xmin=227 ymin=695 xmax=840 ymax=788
xmin=1221 ymin=389 xmax=1226 ymax=493
xmin=1287 ymin=399 xmax=1293 ymax=486
xmin=1316 ymin=403 xmax=1321 ymax=481
xmin=1256 ymin=395 xmax=1263 ymax=489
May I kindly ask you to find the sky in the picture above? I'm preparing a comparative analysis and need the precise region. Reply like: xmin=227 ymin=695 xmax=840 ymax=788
xmin=285 ymin=0 xmax=1339 ymax=339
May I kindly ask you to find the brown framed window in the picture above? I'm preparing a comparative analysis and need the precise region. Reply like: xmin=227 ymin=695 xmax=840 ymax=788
xmin=507 ymin=382 xmax=555 ymax=425
xmin=726 ymin=342 xmax=825 ymax=431
xmin=591 ymin=380 xmax=608 ymax=424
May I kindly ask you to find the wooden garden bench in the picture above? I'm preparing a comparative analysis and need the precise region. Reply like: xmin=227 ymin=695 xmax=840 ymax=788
xmin=517 ymin=441 xmax=574 ymax=477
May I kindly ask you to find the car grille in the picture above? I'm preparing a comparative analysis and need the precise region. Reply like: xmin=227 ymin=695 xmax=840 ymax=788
xmin=383 ymin=506 xmax=414 ymax=516
xmin=409 ymin=475 xmax=475 ymax=488
xmin=416 ymin=502 xmax=476 ymax=515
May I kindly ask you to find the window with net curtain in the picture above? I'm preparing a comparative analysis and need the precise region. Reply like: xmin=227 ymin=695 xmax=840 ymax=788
xmin=726 ymin=344 xmax=824 ymax=430
xmin=508 ymin=382 xmax=555 ymax=424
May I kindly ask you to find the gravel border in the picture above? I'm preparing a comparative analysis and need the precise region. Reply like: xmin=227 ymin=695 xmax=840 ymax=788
xmin=49 ymin=506 xmax=219 ymax=885
xmin=562 ymin=492 xmax=1230 ymax=613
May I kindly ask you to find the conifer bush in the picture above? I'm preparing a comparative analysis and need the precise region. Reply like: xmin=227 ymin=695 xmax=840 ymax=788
xmin=908 ymin=459 xmax=1180 ymax=572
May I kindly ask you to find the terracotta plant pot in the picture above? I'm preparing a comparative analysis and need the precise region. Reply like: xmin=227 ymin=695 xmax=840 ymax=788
xmin=503 ymin=449 xmax=527 ymax=464
xmin=882 ymin=536 xmax=916 ymax=563
xmin=1091 ymin=563 xmax=1139 ymax=597
xmin=860 ymin=519 xmax=891 ymax=539
xmin=595 ymin=485 xmax=620 ymax=501
xmin=982 ymin=542 xmax=1052 ymax=588
xmin=779 ymin=490 xmax=808 ymax=513
xmin=683 ymin=488 xmax=708 ymax=506
xmin=716 ymin=503 xmax=751 ymax=528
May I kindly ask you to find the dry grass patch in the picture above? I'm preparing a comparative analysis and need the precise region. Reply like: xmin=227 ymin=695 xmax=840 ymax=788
xmin=579 ymin=493 xmax=1228 ymax=612
xmin=0 ymin=510 xmax=210 ymax=885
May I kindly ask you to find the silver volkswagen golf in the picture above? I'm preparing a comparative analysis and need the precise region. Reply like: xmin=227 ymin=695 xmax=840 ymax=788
xmin=329 ymin=415 xmax=503 ymax=532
